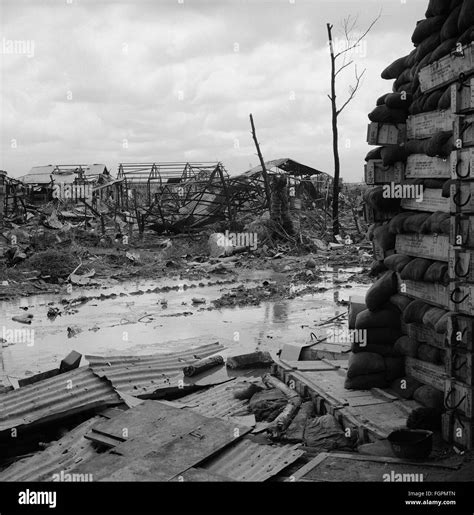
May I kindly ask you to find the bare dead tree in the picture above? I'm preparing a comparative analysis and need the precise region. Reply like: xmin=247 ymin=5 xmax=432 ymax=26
xmin=327 ymin=13 xmax=380 ymax=238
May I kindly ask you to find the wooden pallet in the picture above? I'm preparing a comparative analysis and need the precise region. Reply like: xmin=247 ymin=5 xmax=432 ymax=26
xmin=395 ymin=233 xmax=449 ymax=262
xmin=444 ymin=379 xmax=474 ymax=418
xmin=405 ymin=357 xmax=446 ymax=392
xmin=401 ymin=188 xmax=449 ymax=213
xmin=367 ymin=122 xmax=406 ymax=146
xmin=365 ymin=160 xmax=404 ymax=185
xmin=419 ymin=43 xmax=474 ymax=93
xmin=405 ymin=154 xmax=450 ymax=179
xmin=407 ymin=324 xmax=446 ymax=350
xmin=442 ymin=410 xmax=474 ymax=450
xmin=407 ymin=110 xmax=456 ymax=140
xmin=452 ymin=76 xmax=474 ymax=115
xmin=290 ymin=452 xmax=459 ymax=482
xmin=447 ymin=315 xmax=474 ymax=352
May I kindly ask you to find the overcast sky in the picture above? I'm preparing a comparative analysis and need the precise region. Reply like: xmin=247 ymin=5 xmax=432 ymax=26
xmin=0 ymin=0 xmax=427 ymax=181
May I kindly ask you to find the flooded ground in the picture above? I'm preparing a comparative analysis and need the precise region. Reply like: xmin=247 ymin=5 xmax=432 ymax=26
xmin=0 ymin=267 xmax=369 ymax=382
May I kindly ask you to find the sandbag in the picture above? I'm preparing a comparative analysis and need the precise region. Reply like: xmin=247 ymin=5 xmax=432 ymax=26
xmin=384 ymin=254 xmax=412 ymax=273
xmin=385 ymin=356 xmax=405 ymax=382
xmin=365 ymin=146 xmax=383 ymax=161
xmin=412 ymin=16 xmax=446 ymax=44
xmin=384 ymin=92 xmax=413 ymax=110
xmin=391 ymin=376 xmax=422 ymax=399
xmin=403 ymin=213 xmax=431 ymax=233
xmin=420 ymin=211 xmax=450 ymax=234
xmin=405 ymin=139 xmax=428 ymax=154
xmin=413 ymin=385 xmax=444 ymax=410
xmin=369 ymin=260 xmax=388 ymax=276
xmin=352 ymin=328 xmax=402 ymax=356
xmin=368 ymin=105 xmax=407 ymax=124
xmin=393 ymin=335 xmax=419 ymax=358
xmin=442 ymin=178 xmax=453 ymax=197
xmin=440 ymin=135 xmax=454 ymax=157
xmin=407 ymin=407 xmax=442 ymax=430
xmin=388 ymin=212 xmax=417 ymax=234
xmin=248 ymin=389 xmax=287 ymax=422
xmin=422 ymin=89 xmax=444 ymax=112
xmin=424 ymin=178 xmax=445 ymax=189
xmin=395 ymin=82 xmax=414 ymax=95
xmin=409 ymin=98 xmax=424 ymax=115
xmin=364 ymin=186 xmax=401 ymax=213
xmin=381 ymin=55 xmax=409 ymax=80
xmin=417 ymin=343 xmax=441 ymax=364
xmin=355 ymin=309 xmax=401 ymax=329
xmin=347 ymin=352 xmax=386 ymax=379
xmin=403 ymin=300 xmax=432 ymax=324
xmin=400 ymin=258 xmax=433 ymax=281
xmin=458 ymin=26 xmax=474 ymax=44
xmin=437 ymin=86 xmax=452 ymax=110
xmin=430 ymin=37 xmax=458 ymax=62
xmin=459 ymin=0 xmax=474 ymax=33
xmin=422 ymin=306 xmax=447 ymax=329
xmin=373 ymin=224 xmax=395 ymax=250
xmin=423 ymin=261 xmax=449 ymax=284
xmin=426 ymin=0 xmax=451 ymax=17
xmin=376 ymin=93 xmax=390 ymax=106
xmin=439 ymin=216 xmax=451 ymax=235
xmin=348 ymin=300 xmax=367 ymax=329
xmin=415 ymin=51 xmax=433 ymax=77
xmin=365 ymin=271 xmax=398 ymax=312
xmin=441 ymin=5 xmax=463 ymax=40
xmin=407 ymin=48 xmax=418 ymax=67
xmin=381 ymin=146 xmax=409 ymax=166
xmin=345 ymin=373 xmax=388 ymax=390
xmin=435 ymin=311 xmax=454 ymax=334
xmin=393 ymin=69 xmax=413 ymax=91
xmin=425 ymin=131 xmax=453 ymax=157
xmin=389 ymin=293 xmax=413 ymax=312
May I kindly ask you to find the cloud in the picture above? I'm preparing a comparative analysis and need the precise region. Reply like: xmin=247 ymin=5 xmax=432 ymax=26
xmin=0 ymin=0 xmax=425 ymax=180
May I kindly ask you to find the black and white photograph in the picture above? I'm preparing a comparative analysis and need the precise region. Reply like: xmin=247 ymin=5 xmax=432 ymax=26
xmin=0 ymin=0 xmax=474 ymax=513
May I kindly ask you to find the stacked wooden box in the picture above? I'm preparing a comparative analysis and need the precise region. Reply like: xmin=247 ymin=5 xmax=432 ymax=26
xmin=360 ymin=0 xmax=474 ymax=449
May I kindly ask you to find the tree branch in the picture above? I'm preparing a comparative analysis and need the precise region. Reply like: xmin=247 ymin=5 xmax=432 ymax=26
xmin=335 ymin=60 xmax=353 ymax=77
xmin=336 ymin=67 xmax=366 ymax=116
xmin=334 ymin=11 xmax=381 ymax=59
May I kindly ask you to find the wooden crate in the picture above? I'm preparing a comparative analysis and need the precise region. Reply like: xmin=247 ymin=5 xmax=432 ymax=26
xmin=405 ymin=357 xmax=447 ymax=392
xmin=452 ymin=76 xmax=474 ymax=114
xmin=365 ymin=160 xmax=404 ymax=185
xmin=407 ymin=110 xmax=456 ymax=140
xmin=451 ymin=148 xmax=474 ymax=180
xmin=363 ymin=203 xmax=397 ymax=224
xmin=407 ymin=324 xmax=446 ymax=350
xmin=401 ymin=188 xmax=449 ymax=213
xmin=442 ymin=410 xmax=474 ymax=450
xmin=419 ymin=43 xmax=474 ymax=93
xmin=444 ymin=380 xmax=474 ymax=418
xmin=450 ymin=214 xmax=474 ymax=248
xmin=450 ymin=181 xmax=474 ymax=213
xmin=454 ymin=114 xmax=474 ymax=148
xmin=445 ymin=349 xmax=474 ymax=386
xmin=405 ymin=154 xmax=450 ymax=179
xmin=448 ymin=249 xmax=474 ymax=283
xmin=395 ymin=233 xmax=449 ymax=261
xmin=447 ymin=315 xmax=474 ymax=352
xmin=367 ymin=122 xmax=406 ymax=146
xmin=399 ymin=277 xmax=474 ymax=315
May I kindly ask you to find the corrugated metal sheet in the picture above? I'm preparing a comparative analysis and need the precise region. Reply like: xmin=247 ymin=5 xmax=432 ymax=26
xmin=174 ymin=378 xmax=258 ymax=419
xmin=0 ymin=367 xmax=121 ymax=433
xmin=202 ymin=439 xmax=304 ymax=481
xmin=0 ymin=416 xmax=101 ymax=481
xmin=85 ymin=342 xmax=225 ymax=397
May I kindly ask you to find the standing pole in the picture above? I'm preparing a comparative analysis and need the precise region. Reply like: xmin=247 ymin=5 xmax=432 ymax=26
xmin=250 ymin=114 xmax=272 ymax=214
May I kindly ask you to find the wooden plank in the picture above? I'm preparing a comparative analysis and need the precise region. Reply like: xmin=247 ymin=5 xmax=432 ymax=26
xmin=450 ymin=181 xmax=474 ymax=213
xmin=448 ymin=249 xmax=474 ymax=283
xmin=451 ymin=148 xmax=474 ymax=181
xmin=407 ymin=111 xmax=456 ymax=140
xmin=405 ymin=357 xmax=447 ymax=392
xmin=405 ymin=154 xmax=450 ymax=179
xmin=401 ymin=188 xmax=449 ymax=213
xmin=454 ymin=114 xmax=474 ymax=148
xmin=279 ymin=360 xmax=338 ymax=372
xmin=291 ymin=452 xmax=457 ymax=482
xmin=452 ymin=76 xmax=474 ymax=114
xmin=407 ymin=324 xmax=446 ymax=350
xmin=451 ymin=214 xmax=474 ymax=248
xmin=442 ymin=410 xmax=474 ymax=450
xmin=301 ymin=343 xmax=351 ymax=361
xmin=365 ymin=160 xmax=404 ymax=185
xmin=444 ymin=380 xmax=474 ymax=418
xmin=419 ymin=43 xmax=474 ymax=93
xmin=169 ymin=468 xmax=234 ymax=482
xmin=447 ymin=315 xmax=474 ymax=352
xmin=445 ymin=349 xmax=474 ymax=386
xmin=367 ymin=122 xmax=406 ymax=146
xmin=395 ymin=233 xmax=449 ymax=261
